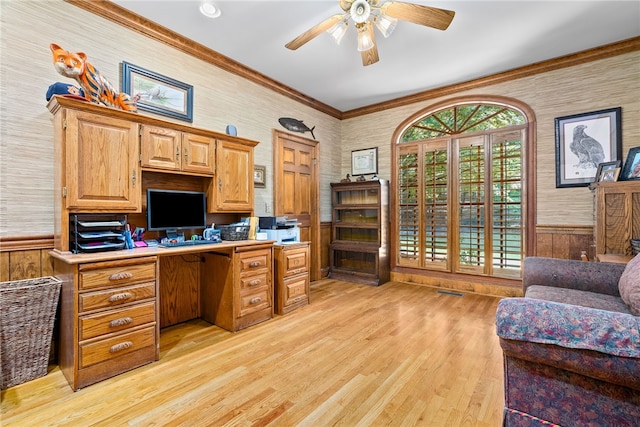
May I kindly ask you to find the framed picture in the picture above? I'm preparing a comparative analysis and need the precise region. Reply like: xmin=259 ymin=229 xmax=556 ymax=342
xmin=593 ymin=160 xmax=621 ymax=183
xmin=554 ymin=107 xmax=622 ymax=188
xmin=620 ymin=146 xmax=640 ymax=181
xmin=121 ymin=61 xmax=193 ymax=122
xmin=351 ymin=147 xmax=378 ymax=176
xmin=253 ymin=165 xmax=266 ymax=188
xmin=599 ymin=167 xmax=620 ymax=182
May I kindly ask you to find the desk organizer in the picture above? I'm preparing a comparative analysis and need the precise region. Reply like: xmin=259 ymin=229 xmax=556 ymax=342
xmin=219 ymin=224 xmax=249 ymax=241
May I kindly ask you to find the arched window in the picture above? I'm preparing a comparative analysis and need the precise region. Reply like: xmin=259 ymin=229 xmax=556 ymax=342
xmin=393 ymin=98 xmax=535 ymax=279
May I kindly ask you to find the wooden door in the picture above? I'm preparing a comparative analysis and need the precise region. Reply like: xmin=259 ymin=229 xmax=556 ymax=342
xmin=64 ymin=110 xmax=140 ymax=210
xmin=140 ymin=125 xmax=181 ymax=171
xmin=182 ymin=133 xmax=215 ymax=175
xmin=273 ymin=130 xmax=320 ymax=281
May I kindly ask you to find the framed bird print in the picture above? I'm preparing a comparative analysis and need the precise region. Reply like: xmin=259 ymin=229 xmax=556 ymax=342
xmin=554 ymin=107 xmax=622 ymax=188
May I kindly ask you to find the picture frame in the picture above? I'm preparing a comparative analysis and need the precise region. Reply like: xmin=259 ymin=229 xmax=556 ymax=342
xmin=351 ymin=147 xmax=378 ymax=176
xmin=599 ymin=167 xmax=620 ymax=183
xmin=593 ymin=160 xmax=621 ymax=183
xmin=121 ymin=61 xmax=193 ymax=122
xmin=619 ymin=146 xmax=640 ymax=181
xmin=554 ymin=107 xmax=622 ymax=188
xmin=253 ymin=165 xmax=266 ymax=188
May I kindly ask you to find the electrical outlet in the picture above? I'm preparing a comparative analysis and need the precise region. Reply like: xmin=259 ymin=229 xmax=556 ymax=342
xmin=265 ymin=202 xmax=271 ymax=213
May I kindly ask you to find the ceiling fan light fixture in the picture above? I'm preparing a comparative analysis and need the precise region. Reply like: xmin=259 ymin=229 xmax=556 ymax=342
xmin=350 ymin=0 xmax=371 ymax=24
xmin=357 ymin=25 xmax=374 ymax=51
xmin=199 ymin=0 xmax=221 ymax=18
xmin=374 ymin=13 xmax=398 ymax=38
xmin=327 ymin=20 xmax=348 ymax=45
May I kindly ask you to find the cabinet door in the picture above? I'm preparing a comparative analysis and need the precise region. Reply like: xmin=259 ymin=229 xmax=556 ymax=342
xmin=64 ymin=110 xmax=140 ymax=210
xmin=140 ymin=125 xmax=181 ymax=171
xmin=182 ymin=133 xmax=215 ymax=174
xmin=211 ymin=138 xmax=253 ymax=211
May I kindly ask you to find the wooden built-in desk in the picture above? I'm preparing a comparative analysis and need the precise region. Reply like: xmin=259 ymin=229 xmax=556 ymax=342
xmin=51 ymin=240 xmax=274 ymax=390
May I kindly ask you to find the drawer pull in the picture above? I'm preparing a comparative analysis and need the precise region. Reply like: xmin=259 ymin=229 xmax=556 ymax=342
xmin=109 ymin=292 xmax=132 ymax=302
xmin=249 ymin=261 xmax=261 ymax=268
xmin=249 ymin=279 xmax=261 ymax=286
xmin=109 ymin=272 xmax=133 ymax=281
xmin=109 ymin=317 xmax=133 ymax=328
xmin=249 ymin=297 xmax=262 ymax=304
xmin=110 ymin=341 xmax=133 ymax=353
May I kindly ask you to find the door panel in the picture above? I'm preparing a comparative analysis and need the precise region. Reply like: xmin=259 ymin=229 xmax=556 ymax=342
xmin=273 ymin=130 xmax=319 ymax=280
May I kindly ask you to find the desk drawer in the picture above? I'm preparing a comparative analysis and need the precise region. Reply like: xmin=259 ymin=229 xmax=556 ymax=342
xmin=282 ymin=274 xmax=309 ymax=305
xmin=80 ymin=262 xmax=156 ymax=290
xmin=282 ymin=248 xmax=309 ymax=277
xmin=239 ymin=289 xmax=270 ymax=316
xmin=80 ymin=325 xmax=156 ymax=369
xmin=238 ymin=249 xmax=271 ymax=273
xmin=79 ymin=301 xmax=156 ymax=340
xmin=239 ymin=273 xmax=268 ymax=292
xmin=80 ymin=282 xmax=156 ymax=312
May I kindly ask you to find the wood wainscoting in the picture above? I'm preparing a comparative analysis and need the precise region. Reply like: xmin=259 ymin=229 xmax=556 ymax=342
xmin=536 ymin=225 xmax=595 ymax=261
xmin=0 ymin=235 xmax=55 ymax=282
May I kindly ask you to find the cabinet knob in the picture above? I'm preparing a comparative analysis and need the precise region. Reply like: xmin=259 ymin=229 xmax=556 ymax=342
xmin=109 ymin=341 xmax=133 ymax=353
xmin=176 ymin=147 xmax=180 ymax=161
xmin=249 ymin=297 xmax=262 ymax=304
xmin=108 ymin=292 xmax=132 ymax=302
xmin=109 ymin=271 xmax=133 ymax=281
xmin=249 ymin=261 xmax=260 ymax=268
xmin=249 ymin=279 xmax=260 ymax=286
xmin=109 ymin=317 xmax=133 ymax=328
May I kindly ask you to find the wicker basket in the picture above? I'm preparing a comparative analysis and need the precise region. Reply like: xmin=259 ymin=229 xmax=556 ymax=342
xmin=219 ymin=224 xmax=249 ymax=241
xmin=0 ymin=276 xmax=62 ymax=389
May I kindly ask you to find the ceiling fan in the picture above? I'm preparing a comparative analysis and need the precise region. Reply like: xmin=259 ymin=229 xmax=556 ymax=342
xmin=285 ymin=0 xmax=455 ymax=66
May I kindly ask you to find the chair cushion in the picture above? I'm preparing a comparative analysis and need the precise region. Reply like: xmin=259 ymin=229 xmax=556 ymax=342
xmin=526 ymin=285 xmax=631 ymax=314
xmin=619 ymin=254 xmax=640 ymax=315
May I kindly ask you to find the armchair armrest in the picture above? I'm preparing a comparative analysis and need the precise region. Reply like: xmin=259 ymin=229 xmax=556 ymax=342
xmin=523 ymin=257 xmax=626 ymax=296
xmin=496 ymin=298 xmax=640 ymax=357
xmin=497 ymin=297 xmax=640 ymax=389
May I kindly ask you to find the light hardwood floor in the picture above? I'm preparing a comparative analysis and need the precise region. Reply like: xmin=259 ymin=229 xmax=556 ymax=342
xmin=1 ymin=279 xmax=505 ymax=426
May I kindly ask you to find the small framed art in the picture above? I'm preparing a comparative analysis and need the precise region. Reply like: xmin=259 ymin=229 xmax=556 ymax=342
xmin=351 ymin=147 xmax=378 ymax=176
xmin=254 ymin=165 xmax=266 ymax=188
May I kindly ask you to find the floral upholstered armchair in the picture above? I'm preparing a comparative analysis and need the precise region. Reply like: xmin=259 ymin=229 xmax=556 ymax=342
xmin=495 ymin=255 xmax=640 ymax=427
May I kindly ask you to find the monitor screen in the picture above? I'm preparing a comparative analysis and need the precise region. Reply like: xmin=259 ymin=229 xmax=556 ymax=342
xmin=147 ymin=189 xmax=207 ymax=231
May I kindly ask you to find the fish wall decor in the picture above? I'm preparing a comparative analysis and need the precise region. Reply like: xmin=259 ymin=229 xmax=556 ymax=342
xmin=278 ymin=117 xmax=316 ymax=139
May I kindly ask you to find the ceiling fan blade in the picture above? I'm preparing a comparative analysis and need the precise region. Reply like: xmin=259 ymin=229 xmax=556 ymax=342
xmin=285 ymin=14 xmax=345 ymax=50
xmin=361 ymin=22 xmax=379 ymax=66
xmin=380 ymin=1 xmax=455 ymax=31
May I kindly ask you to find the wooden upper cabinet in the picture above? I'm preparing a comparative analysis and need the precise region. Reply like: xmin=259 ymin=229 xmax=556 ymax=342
xmin=210 ymin=138 xmax=255 ymax=212
xmin=141 ymin=125 xmax=214 ymax=175
xmin=63 ymin=109 xmax=141 ymax=211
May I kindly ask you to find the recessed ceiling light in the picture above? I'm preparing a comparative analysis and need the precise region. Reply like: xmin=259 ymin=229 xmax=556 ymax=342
xmin=200 ymin=0 xmax=221 ymax=18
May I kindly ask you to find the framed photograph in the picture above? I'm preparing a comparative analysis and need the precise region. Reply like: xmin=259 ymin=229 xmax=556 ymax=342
xmin=121 ymin=61 xmax=193 ymax=122
xmin=351 ymin=147 xmax=378 ymax=176
xmin=554 ymin=107 xmax=622 ymax=188
xmin=593 ymin=160 xmax=621 ymax=183
xmin=620 ymin=146 xmax=640 ymax=181
xmin=253 ymin=165 xmax=266 ymax=188
xmin=599 ymin=167 xmax=620 ymax=182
